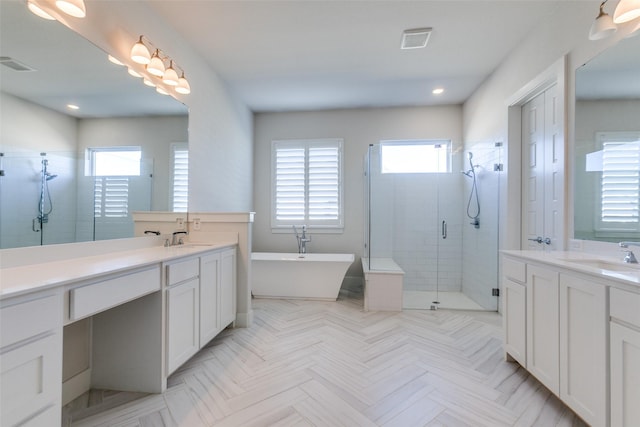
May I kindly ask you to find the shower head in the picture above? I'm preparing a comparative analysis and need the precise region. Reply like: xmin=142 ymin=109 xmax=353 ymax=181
xmin=46 ymin=173 xmax=57 ymax=181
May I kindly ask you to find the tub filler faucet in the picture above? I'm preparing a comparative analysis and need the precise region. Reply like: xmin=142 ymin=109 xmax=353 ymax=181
xmin=293 ymin=225 xmax=311 ymax=254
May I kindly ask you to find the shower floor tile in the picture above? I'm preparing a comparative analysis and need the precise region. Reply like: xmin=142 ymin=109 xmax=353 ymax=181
xmin=403 ymin=290 xmax=485 ymax=310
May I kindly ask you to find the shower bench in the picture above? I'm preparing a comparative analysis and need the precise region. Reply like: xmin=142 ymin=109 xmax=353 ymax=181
xmin=361 ymin=258 xmax=404 ymax=311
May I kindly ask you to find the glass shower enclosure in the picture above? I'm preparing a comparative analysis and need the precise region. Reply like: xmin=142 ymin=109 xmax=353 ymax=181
xmin=364 ymin=140 xmax=502 ymax=311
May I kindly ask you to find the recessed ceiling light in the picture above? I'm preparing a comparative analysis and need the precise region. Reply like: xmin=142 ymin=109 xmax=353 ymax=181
xmin=67 ymin=104 xmax=79 ymax=110
xmin=401 ymin=28 xmax=432 ymax=49
xmin=432 ymin=88 xmax=444 ymax=95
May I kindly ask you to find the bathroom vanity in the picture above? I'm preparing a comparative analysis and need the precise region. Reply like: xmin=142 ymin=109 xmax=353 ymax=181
xmin=0 ymin=240 xmax=236 ymax=427
xmin=502 ymin=250 xmax=640 ymax=427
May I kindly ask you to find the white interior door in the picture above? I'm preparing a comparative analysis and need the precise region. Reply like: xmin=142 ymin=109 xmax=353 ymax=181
xmin=521 ymin=84 xmax=563 ymax=250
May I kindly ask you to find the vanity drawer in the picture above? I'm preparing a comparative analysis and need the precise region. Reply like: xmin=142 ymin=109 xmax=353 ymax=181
xmin=610 ymin=287 xmax=640 ymax=328
xmin=69 ymin=266 xmax=160 ymax=321
xmin=1 ymin=293 xmax=60 ymax=348
xmin=166 ymin=258 xmax=199 ymax=286
xmin=504 ymin=257 xmax=526 ymax=283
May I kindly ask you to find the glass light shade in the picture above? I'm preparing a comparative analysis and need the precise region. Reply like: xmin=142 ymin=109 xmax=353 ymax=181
xmin=130 ymin=37 xmax=151 ymax=65
xmin=143 ymin=78 xmax=156 ymax=87
xmin=589 ymin=11 xmax=617 ymax=40
xmin=27 ymin=1 xmax=56 ymax=20
xmin=55 ymin=0 xmax=86 ymax=18
xmin=156 ymin=86 xmax=169 ymax=96
xmin=613 ymin=0 xmax=640 ymax=23
xmin=147 ymin=53 xmax=165 ymax=77
xmin=127 ymin=68 xmax=143 ymax=78
xmin=176 ymin=74 xmax=191 ymax=95
xmin=162 ymin=62 xmax=179 ymax=86
xmin=108 ymin=55 xmax=124 ymax=66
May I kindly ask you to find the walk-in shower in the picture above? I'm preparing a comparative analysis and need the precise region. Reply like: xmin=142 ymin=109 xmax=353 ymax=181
xmin=364 ymin=141 xmax=502 ymax=311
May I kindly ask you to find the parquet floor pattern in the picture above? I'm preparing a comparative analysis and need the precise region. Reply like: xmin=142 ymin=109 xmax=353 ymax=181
xmin=64 ymin=291 xmax=587 ymax=427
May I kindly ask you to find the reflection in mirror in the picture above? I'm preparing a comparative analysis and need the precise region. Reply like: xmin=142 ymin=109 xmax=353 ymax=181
xmin=0 ymin=1 xmax=188 ymax=249
xmin=574 ymin=35 xmax=640 ymax=243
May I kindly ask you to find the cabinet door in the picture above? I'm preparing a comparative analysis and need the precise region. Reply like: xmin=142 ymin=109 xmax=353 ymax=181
xmin=503 ymin=278 xmax=526 ymax=366
xmin=166 ymin=278 xmax=200 ymax=374
xmin=199 ymin=253 xmax=220 ymax=346
xmin=610 ymin=322 xmax=640 ymax=427
xmin=559 ymin=273 xmax=607 ymax=427
xmin=220 ymin=248 xmax=237 ymax=328
xmin=526 ymin=264 xmax=559 ymax=395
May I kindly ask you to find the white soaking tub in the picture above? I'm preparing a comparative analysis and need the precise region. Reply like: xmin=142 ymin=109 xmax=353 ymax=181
xmin=251 ymin=252 xmax=355 ymax=301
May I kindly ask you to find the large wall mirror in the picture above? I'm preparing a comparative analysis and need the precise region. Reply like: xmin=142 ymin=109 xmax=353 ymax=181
xmin=0 ymin=1 xmax=189 ymax=249
xmin=574 ymin=35 xmax=640 ymax=243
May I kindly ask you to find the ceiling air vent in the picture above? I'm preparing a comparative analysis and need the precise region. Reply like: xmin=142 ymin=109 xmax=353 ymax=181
xmin=0 ymin=57 xmax=36 ymax=72
xmin=400 ymin=28 xmax=432 ymax=50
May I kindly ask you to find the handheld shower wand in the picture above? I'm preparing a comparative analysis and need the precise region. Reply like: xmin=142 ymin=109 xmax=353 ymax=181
xmin=462 ymin=152 xmax=480 ymax=228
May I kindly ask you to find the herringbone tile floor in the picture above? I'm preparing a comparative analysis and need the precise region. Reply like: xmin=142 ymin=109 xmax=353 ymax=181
xmin=64 ymin=291 xmax=588 ymax=426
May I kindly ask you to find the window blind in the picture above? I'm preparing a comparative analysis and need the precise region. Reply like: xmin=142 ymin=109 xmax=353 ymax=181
xmin=272 ymin=139 xmax=343 ymax=230
xmin=601 ymin=140 xmax=640 ymax=224
xmin=171 ymin=144 xmax=189 ymax=212
xmin=94 ymin=177 xmax=129 ymax=218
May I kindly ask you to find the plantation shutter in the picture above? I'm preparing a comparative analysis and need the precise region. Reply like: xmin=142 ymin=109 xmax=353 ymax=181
xmin=601 ymin=140 xmax=640 ymax=224
xmin=171 ymin=144 xmax=189 ymax=212
xmin=272 ymin=139 xmax=343 ymax=230
xmin=94 ymin=177 xmax=129 ymax=218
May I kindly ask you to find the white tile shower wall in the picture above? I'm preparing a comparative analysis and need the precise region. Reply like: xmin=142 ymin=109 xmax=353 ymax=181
xmin=389 ymin=174 xmax=463 ymax=292
xmin=461 ymin=143 xmax=501 ymax=310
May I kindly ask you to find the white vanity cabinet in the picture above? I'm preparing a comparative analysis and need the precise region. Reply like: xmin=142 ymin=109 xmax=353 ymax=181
xmin=165 ymin=246 xmax=237 ymax=375
xmin=526 ymin=264 xmax=560 ymax=394
xmin=1 ymin=290 xmax=63 ymax=427
xmin=166 ymin=257 xmax=201 ymax=374
xmin=609 ymin=287 xmax=640 ymax=427
xmin=502 ymin=254 xmax=609 ymax=427
xmin=502 ymin=257 xmax=527 ymax=366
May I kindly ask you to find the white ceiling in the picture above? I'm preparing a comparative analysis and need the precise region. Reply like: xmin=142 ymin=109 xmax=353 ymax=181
xmin=3 ymin=0 xmax=621 ymax=117
xmin=149 ymin=1 xmax=565 ymax=112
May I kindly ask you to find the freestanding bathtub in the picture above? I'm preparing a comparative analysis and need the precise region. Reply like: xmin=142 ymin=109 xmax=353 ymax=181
xmin=251 ymin=252 xmax=355 ymax=301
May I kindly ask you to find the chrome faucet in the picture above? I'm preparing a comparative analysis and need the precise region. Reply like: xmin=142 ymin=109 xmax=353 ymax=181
xmin=172 ymin=231 xmax=188 ymax=246
xmin=293 ymin=225 xmax=311 ymax=254
xmin=619 ymin=242 xmax=639 ymax=264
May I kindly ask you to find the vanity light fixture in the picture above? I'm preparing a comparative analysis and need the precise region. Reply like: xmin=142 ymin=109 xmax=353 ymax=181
xmin=613 ymin=0 xmax=640 ymax=23
xmin=55 ymin=0 xmax=86 ymax=18
xmin=126 ymin=35 xmax=191 ymax=95
xmin=162 ymin=61 xmax=179 ymax=86
xmin=175 ymin=72 xmax=191 ymax=95
xmin=590 ymin=1 xmax=617 ymax=40
xmin=130 ymin=36 xmax=151 ymax=65
xmin=27 ymin=1 xmax=55 ymax=20
xmin=146 ymin=50 xmax=165 ymax=77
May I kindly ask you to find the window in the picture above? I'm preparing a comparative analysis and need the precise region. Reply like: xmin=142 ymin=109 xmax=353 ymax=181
xmin=272 ymin=139 xmax=343 ymax=231
xmin=87 ymin=147 xmax=141 ymax=218
xmin=596 ymin=133 xmax=640 ymax=233
xmin=171 ymin=143 xmax=189 ymax=212
xmin=380 ymin=140 xmax=451 ymax=173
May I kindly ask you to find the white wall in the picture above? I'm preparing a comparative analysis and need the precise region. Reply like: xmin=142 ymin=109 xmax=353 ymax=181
xmin=59 ymin=1 xmax=253 ymax=213
xmin=253 ymin=106 xmax=462 ymax=277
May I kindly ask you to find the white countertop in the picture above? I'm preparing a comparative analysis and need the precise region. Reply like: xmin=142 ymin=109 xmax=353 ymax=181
xmin=502 ymin=250 xmax=640 ymax=291
xmin=0 ymin=242 xmax=236 ymax=300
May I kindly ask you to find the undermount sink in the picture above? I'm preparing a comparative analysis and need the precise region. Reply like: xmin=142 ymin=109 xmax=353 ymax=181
xmin=565 ymin=258 xmax=640 ymax=272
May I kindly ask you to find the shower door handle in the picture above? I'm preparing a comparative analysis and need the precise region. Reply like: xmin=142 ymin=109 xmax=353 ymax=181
xmin=442 ymin=220 xmax=447 ymax=239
